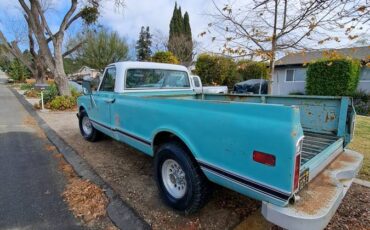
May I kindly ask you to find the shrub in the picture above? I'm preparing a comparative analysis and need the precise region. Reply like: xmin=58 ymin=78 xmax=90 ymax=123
xmin=43 ymin=83 xmax=59 ymax=104
xmin=8 ymin=59 xmax=30 ymax=82
xmin=20 ymin=83 xmax=34 ymax=90
xmin=237 ymin=60 xmax=268 ymax=81
xmin=49 ymin=96 xmax=77 ymax=110
xmin=195 ymin=54 xmax=239 ymax=88
xmin=352 ymin=90 xmax=370 ymax=116
xmin=151 ymin=51 xmax=180 ymax=64
xmin=24 ymin=89 xmax=40 ymax=98
xmin=306 ymin=58 xmax=361 ymax=96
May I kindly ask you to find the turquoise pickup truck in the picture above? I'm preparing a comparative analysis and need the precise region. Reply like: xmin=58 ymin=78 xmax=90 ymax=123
xmin=77 ymin=61 xmax=363 ymax=229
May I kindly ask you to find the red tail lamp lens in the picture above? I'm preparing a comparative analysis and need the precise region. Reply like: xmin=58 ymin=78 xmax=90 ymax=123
xmin=253 ymin=151 xmax=276 ymax=166
xmin=294 ymin=154 xmax=301 ymax=191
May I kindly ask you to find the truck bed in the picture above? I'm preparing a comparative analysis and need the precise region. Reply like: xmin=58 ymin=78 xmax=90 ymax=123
xmin=301 ymin=132 xmax=341 ymax=165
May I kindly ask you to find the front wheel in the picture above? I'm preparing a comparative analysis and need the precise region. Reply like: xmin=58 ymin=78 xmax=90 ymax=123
xmin=78 ymin=111 xmax=99 ymax=142
xmin=154 ymin=142 xmax=210 ymax=214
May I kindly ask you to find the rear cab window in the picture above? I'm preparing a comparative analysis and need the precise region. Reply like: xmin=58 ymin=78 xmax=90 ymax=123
xmin=125 ymin=69 xmax=190 ymax=90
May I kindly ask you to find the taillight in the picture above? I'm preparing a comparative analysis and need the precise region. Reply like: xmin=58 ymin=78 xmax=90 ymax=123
xmin=253 ymin=151 xmax=276 ymax=166
xmin=293 ymin=154 xmax=301 ymax=191
xmin=293 ymin=138 xmax=303 ymax=191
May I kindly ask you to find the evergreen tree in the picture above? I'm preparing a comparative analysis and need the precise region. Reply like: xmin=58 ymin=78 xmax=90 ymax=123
xmin=136 ymin=26 xmax=152 ymax=61
xmin=168 ymin=3 xmax=193 ymax=66
xmin=183 ymin=12 xmax=192 ymax=40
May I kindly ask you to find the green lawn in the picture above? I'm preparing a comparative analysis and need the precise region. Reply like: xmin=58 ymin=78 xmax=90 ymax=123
xmin=348 ymin=116 xmax=370 ymax=181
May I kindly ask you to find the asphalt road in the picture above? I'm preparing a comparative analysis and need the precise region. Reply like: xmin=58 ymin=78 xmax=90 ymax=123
xmin=0 ymin=83 xmax=83 ymax=229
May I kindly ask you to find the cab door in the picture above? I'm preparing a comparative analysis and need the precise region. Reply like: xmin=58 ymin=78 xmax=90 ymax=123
xmin=88 ymin=67 xmax=116 ymax=135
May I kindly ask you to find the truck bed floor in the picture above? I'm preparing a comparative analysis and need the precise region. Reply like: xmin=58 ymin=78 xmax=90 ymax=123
xmin=301 ymin=132 xmax=341 ymax=165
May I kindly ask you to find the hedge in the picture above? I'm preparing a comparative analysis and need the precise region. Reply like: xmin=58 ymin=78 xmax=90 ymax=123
xmin=306 ymin=58 xmax=361 ymax=96
xmin=195 ymin=54 xmax=238 ymax=88
xmin=237 ymin=60 xmax=268 ymax=81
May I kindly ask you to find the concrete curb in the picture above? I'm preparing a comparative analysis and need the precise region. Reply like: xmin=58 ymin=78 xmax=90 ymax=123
xmin=354 ymin=178 xmax=370 ymax=188
xmin=9 ymin=87 xmax=151 ymax=230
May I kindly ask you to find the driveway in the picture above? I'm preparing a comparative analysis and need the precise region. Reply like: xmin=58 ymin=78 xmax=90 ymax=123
xmin=0 ymin=83 xmax=83 ymax=229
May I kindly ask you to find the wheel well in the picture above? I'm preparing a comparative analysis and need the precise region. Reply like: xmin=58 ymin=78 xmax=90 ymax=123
xmin=79 ymin=106 xmax=86 ymax=113
xmin=153 ymin=131 xmax=196 ymax=162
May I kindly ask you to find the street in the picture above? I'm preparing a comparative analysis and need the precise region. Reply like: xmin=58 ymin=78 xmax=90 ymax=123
xmin=0 ymin=83 xmax=83 ymax=229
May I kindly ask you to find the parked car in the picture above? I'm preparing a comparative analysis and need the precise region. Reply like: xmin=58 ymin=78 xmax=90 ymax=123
xmin=77 ymin=61 xmax=362 ymax=230
xmin=191 ymin=75 xmax=228 ymax=94
xmin=233 ymin=79 xmax=267 ymax=94
xmin=68 ymin=80 xmax=83 ymax=93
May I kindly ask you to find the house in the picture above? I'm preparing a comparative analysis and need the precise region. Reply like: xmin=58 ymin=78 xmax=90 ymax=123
xmin=272 ymin=46 xmax=370 ymax=95
xmin=68 ymin=66 xmax=100 ymax=83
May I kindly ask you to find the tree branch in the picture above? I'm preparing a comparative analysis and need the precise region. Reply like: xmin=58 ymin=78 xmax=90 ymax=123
xmin=59 ymin=0 xmax=78 ymax=33
xmin=62 ymin=40 xmax=85 ymax=57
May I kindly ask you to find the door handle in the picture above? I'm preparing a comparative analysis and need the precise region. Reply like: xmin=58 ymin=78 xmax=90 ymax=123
xmin=104 ymin=98 xmax=115 ymax=104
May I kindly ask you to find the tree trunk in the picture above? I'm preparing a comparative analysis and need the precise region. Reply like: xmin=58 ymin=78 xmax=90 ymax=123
xmin=268 ymin=0 xmax=279 ymax=95
xmin=54 ymin=37 xmax=71 ymax=96
xmin=34 ymin=60 xmax=46 ymax=84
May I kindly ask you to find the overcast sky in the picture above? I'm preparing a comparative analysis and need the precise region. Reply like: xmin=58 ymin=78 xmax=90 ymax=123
xmin=0 ymin=0 xmax=368 ymax=59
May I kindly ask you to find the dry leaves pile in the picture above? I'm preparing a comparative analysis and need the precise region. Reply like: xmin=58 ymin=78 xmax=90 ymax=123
xmin=56 ymin=153 xmax=109 ymax=224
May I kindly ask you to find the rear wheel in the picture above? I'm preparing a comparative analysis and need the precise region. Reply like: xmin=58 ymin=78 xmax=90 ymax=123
xmin=79 ymin=111 xmax=99 ymax=142
xmin=154 ymin=141 xmax=210 ymax=214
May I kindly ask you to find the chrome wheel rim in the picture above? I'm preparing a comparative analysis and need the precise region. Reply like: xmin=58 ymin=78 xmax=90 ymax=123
xmin=161 ymin=159 xmax=187 ymax=199
xmin=82 ymin=116 xmax=93 ymax=135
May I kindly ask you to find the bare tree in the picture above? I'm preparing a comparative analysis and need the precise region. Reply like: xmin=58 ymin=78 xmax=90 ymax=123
xmin=3 ymin=0 xmax=125 ymax=96
xmin=208 ymin=0 xmax=369 ymax=93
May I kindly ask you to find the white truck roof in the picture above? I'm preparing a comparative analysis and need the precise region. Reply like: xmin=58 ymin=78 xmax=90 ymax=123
xmin=110 ymin=61 xmax=189 ymax=72
xmin=104 ymin=61 xmax=193 ymax=93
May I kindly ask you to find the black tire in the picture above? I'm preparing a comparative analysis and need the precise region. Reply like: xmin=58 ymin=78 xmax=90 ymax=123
xmin=78 ymin=111 xmax=99 ymax=142
xmin=154 ymin=141 xmax=210 ymax=214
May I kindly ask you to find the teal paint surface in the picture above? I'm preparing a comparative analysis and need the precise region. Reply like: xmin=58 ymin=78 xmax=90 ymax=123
xmin=77 ymin=92 xmax=354 ymax=207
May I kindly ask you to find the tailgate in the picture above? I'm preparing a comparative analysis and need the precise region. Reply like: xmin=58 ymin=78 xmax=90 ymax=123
xmin=262 ymin=149 xmax=363 ymax=230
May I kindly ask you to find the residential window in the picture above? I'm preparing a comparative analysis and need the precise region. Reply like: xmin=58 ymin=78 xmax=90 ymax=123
xmin=286 ymin=69 xmax=295 ymax=82
xmin=360 ymin=68 xmax=370 ymax=81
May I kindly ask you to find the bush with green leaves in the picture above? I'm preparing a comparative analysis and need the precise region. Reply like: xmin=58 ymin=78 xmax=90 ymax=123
xmin=195 ymin=54 xmax=238 ymax=88
xmin=352 ymin=90 xmax=370 ymax=115
xmin=306 ymin=58 xmax=361 ymax=96
xmin=237 ymin=60 xmax=268 ymax=81
xmin=43 ymin=83 xmax=59 ymax=104
xmin=8 ymin=59 xmax=30 ymax=82
xmin=20 ymin=83 xmax=34 ymax=90
xmin=49 ymin=95 xmax=77 ymax=110
xmin=151 ymin=51 xmax=180 ymax=64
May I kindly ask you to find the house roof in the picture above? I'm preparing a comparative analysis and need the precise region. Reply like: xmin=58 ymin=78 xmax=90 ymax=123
xmin=275 ymin=46 xmax=370 ymax=67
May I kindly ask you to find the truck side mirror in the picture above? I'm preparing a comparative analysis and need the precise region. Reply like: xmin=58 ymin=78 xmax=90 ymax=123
xmin=82 ymin=80 xmax=92 ymax=95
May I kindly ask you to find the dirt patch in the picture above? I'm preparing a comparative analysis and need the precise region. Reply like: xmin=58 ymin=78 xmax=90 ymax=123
xmin=55 ymin=151 xmax=115 ymax=229
xmin=63 ymin=178 xmax=108 ymax=223
xmin=326 ymin=184 xmax=370 ymax=230
xmin=294 ymin=172 xmax=336 ymax=215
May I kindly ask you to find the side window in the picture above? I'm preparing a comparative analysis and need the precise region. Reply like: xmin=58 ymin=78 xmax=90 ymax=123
xmin=193 ymin=77 xmax=201 ymax=87
xmin=99 ymin=68 xmax=116 ymax=91
xmin=286 ymin=69 xmax=295 ymax=82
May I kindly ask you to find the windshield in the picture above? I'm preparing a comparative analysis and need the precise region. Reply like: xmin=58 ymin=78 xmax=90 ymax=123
xmin=126 ymin=69 xmax=190 ymax=89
